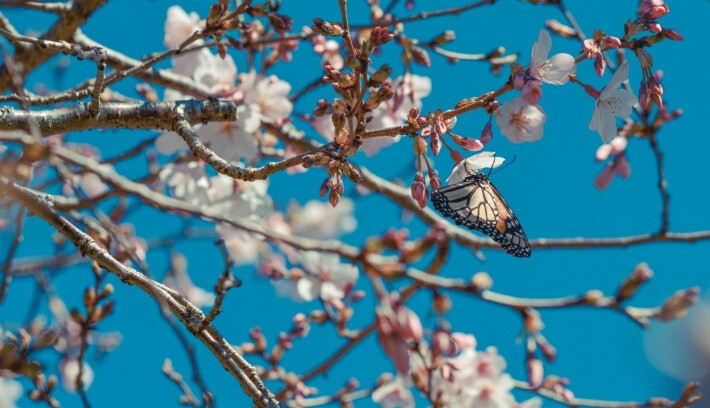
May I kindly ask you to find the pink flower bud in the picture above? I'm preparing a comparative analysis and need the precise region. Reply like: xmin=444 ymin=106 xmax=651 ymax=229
xmin=480 ymin=122 xmax=493 ymax=144
xmin=647 ymin=5 xmax=670 ymax=19
xmin=527 ymin=358 xmax=544 ymax=388
xmin=513 ymin=72 xmax=526 ymax=90
xmin=429 ymin=170 xmax=442 ymax=190
xmin=610 ymin=136 xmax=628 ymax=154
xmin=522 ymin=79 xmax=542 ymax=105
xmin=395 ymin=306 xmax=423 ymax=341
xmin=615 ymin=154 xmax=631 ymax=179
xmin=593 ymin=163 xmax=617 ymax=190
xmin=451 ymin=332 xmax=477 ymax=350
xmin=594 ymin=54 xmax=606 ymax=77
xmin=647 ymin=21 xmax=662 ymax=33
xmin=602 ymin=36 xmax=622 ymax=49
xmin=319 ymin=177 xmax=331 ymax=197
xmin=450 ymin=150 xmax=464 ymax=163
xmin=431 ymin=134 xmax=442 ymax=156
xmin=663 ymin=28 xmax=683 ymax=41
xmin=410 ymin=174 xmax=428 ymax=209
xmin=639 ymin=81 xmax=650 ymax=109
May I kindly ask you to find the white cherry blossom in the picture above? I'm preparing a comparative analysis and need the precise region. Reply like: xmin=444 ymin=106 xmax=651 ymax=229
xmin=530 ymin=29 xmax=576 ymax=85
xmin=158 ymin=161 xmax=210 ymax=206
xmin=60 ymin=358 xmax=94 ymax=392
xmin=589 ymin=61 xmax=638 ymax=143
xmin=447 ymin=152 xmax=505 ymax=185
xmin=287 ymin=198 xmax=356 ymax=239
xmin=363 ymin=74 xmax=431 ymax=156
xmin=240 ymin=71 xmax=293 ymax=124
xmin=163 ymin=6 xmax=203 ymax=48
xmin=495 ymin=97 xmax=546 ymax=144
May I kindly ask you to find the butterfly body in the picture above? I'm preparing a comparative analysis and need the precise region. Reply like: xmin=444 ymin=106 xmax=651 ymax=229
xmin=432 ymin=171 xmax=531 ymax=258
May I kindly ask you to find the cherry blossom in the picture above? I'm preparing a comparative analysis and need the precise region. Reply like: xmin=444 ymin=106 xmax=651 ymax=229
xmin=239 ymin=70 xmax=293 ymax=125
xmin=163 ymin=6 xmax=203 ymax=48
xmin=495 ymin=97 xmax=546 ymax=144
xmin=62 ymin=165 xmax=111 ymax=199
xmin=156 ymin=105 xmax=259 ymax=162
xmin=59 ymin=358 xmax=94 ymax=392
xmin=363 ymin=74 xmax=431 ymax=156
xmin=529 ymin=29 xmax=576 ymax=85
xmin=205 ymin=174 xmax=272 ymax=219
xmin=447 ymin=151 xmax=505 ymax=185
xmin=0 ymin=378 xmax=22 ymax=408
xmin=275 ymin=251 xmax=358 ymax=302
xmin=589 ymin=61 xmax=638 ymax=143
xmin=287 ymin=198 xmax=356 ymax=239
xmin=162 ymin=252 xmax=215 ymax=308
xmin=158 ymin=161 xmax=210 ymax=206
xmin=371 ymin=377 xmax=415 ymax=408
xmin=218 ymin=225 xmax=265 ymax=265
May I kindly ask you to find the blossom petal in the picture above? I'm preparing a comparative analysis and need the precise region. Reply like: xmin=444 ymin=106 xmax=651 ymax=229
xmin=542 ymin=53 xmax=577 ymax=84
xmin=600 ymin=61 xmax=629 ymax=100
xmin=590 ymin=104 xmax=617 ymax=143
xmin=531 ymin=29 xmax=552 ymax=62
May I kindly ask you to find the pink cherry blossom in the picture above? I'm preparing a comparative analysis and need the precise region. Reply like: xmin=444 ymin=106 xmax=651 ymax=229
xmin=495 ymin=98 xmax=546 ymax=143
xmin=529 ymin=29 xmax=576 ymax=85
xmin=522 ymin=79 xmax=542 ymax=104
xmin=589 ymin=61 xmax=638 ymax=143
xmin=275 ymin=251 xmax=358 ymax=302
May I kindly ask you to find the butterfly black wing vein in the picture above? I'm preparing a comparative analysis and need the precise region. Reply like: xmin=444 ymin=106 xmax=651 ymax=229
xmin=432 ymin=171 xmax=531 ymax=258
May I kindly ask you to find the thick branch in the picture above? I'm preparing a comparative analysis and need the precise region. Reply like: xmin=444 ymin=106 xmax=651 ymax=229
xmin=0 ymin=99 xmax=236 ymax=136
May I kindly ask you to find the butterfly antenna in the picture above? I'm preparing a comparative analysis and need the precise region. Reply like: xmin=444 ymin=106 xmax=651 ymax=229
xmin=490 ymin=155 xmax=517 ymax=176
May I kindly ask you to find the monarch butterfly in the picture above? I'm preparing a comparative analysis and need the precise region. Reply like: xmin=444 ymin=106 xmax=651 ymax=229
xmin=431 ymin=164 xmax=531 ymax=258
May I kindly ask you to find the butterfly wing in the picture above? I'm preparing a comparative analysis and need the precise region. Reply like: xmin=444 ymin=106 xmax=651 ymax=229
xmin=432 ymin=172 xmax=531 ymax=258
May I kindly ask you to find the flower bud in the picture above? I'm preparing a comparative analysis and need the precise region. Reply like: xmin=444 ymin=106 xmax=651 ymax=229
xmin=653 ymin=287 xmax=700 ymax=321
xmin=410 ymin=173 xmax=428 ymax=209
xmin=662 ymin=28 xmax=683 ymax=41
xmin=616 ymin=262 xmax=653 ymax=302
xmin=370 ymin=26 xmax=394 ymax=47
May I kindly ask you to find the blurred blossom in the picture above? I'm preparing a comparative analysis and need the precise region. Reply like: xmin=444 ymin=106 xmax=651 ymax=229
xmin=156 ymin=105 xmax=259 ymax=162
xmin=163 ymin=252 xmax=215 ymax=308
xmin=589 ymin=61 xmax=637 ymax=143
xmin=287 ymin=198 xmax=356 ymax=239
xmin=363 ymin=74 xmax=431 ymax=156
xmin=311 ymin=33 xmax=344 ymax=69
xmin=218 ymin=225 xmax=264 ymax=265
xmin=408 ymin=340 xmax=541 ymax=408
xmin=60 ymin=358 xmax=94 ymax=392
xmin=371 ymin=377 xmax=415 ymax=408
xmin=529 ymin=29 xmax=576 ymax=85
xmin=275 ymin=251 xmax=358 ymax=302
xmin=495 ymin=98 xmax=546 ymax=143
xmin=447 ymin=152 xmax=505 ymax=185
xmin=644 ymin=301 xmax=710 ymax=386
xmin=163 ymin=6 xmax=204 ymax=48
xmin=0 ymin=378 xmax=22 ymax=408
xmin=205 ymin=175 xmax=272 ymax=220
xmin=158 ymin=161 xmax=210 ymax=206
xmin=63 ymin=166 xmax=111 ymax=199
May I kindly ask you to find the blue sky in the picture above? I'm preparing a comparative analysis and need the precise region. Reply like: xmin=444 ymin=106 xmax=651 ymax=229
xmin=2 ymin=0 xmax=709 ymax=406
